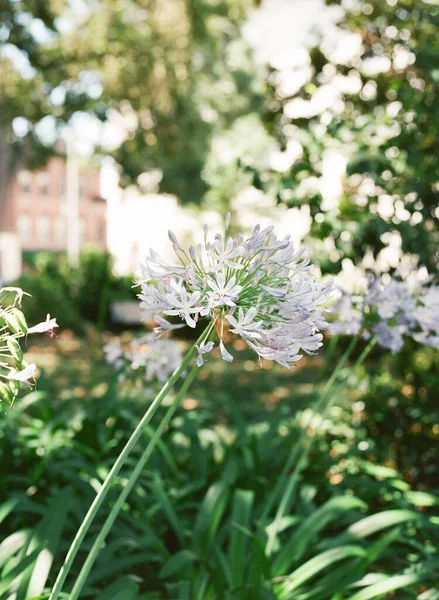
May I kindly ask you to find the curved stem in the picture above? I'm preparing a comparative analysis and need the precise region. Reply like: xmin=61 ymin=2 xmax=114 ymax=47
xmin=265 ymin=336 xmax=377 ymax=555
xmin=69 ymin=360 xmax=201 ymax=600
xmin=49 ymin=324 xmax=212 ymax=600
xmin=260 ymin=335 xmax=359 ymax=530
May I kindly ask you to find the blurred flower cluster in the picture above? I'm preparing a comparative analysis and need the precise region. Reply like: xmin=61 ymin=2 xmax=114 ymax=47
xmin=138 ymin=215 xmax=333 ymax=368
xmin=330 ymin=273 xmax=439 ymax=352
xmin=104 ymin=333 xmax=182 ymax=390
xmin=0 ymin=287 xmax=58 ymax=405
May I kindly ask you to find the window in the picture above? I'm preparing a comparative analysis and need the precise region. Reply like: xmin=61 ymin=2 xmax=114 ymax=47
xmin=36 ymin=216 xmax=52 ymax=246
xmin=17 ymin=215 xmax=33 ymax=242
xmin=18 ymin=170 xmax=32 ymax=194
xmin=36 ymin=172 xmax=50 ymax=197
xmin=55 ymin=217 xmax=66 ymax=246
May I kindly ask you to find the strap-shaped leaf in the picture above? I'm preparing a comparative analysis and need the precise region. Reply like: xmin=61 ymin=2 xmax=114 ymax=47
xmin=272 ymin=495 xmax=366 ymax=576
xmin=278 ymin=545 xmax=367 ymax=596
xmin=345 ymin=573 xmax=423 ymax=600
xmin=227 ymin=489 xmax=254 ymax=588
xmin=159 ymin=550 xmax=198 ymax=579
xmin=193 ymin=481 xmax=230 ymax=551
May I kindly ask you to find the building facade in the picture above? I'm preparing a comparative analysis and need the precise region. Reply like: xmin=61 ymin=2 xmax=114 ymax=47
xmin=11 ymin=157 xmax=106 ymax=253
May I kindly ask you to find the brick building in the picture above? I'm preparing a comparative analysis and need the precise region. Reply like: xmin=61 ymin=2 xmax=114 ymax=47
xmin=10 ymin=157 xmax=106 ymax=253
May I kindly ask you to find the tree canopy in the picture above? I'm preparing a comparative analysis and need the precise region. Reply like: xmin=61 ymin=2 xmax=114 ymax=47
xmin=0 ymin=0 xmax=262 ymax=206
xmin=250 ymin=0 xmax=439 ymax=272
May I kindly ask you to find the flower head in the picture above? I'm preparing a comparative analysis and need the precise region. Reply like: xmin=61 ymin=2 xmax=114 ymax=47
xmin=330 ymin=271 xmax=439 ymax=353
xmin=412 ymin=285 xmax=439 ymax=348
xmin=105 ymin=333 xmax=183 ymax=386
xmin=137 ymin=215 xmax=333 ymax=367
xmin=0 ymin=287 xmax=57 ymax=405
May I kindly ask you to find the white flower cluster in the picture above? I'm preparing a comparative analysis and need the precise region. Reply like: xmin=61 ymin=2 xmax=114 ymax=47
xmin=0 ymin=287 xmax=58 ymax=405
xmin=137 ymin=216 xmax=333 ymax=367
xmin=104 ymin=333 xmax=182 ymax=385
xmin=329 ymin=273 xmax=439 ymax=353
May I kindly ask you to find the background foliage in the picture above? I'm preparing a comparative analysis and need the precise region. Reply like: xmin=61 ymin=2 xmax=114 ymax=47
xmin=15 ymin=250 xmax=135 ymax=332
xmin=1 ymin=337 xmax=438 ymax=598
xmin=1 ymin=0 xmax=439 ymax=598
xmin=0 ymin=0 xmax=262 ymax=204
xmin=250 ymin=0 xmax=439 ymax=272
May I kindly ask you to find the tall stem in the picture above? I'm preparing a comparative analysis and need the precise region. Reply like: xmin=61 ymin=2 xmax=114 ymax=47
xmin=49 ymin=325 xmax=212 ymax=600
xmin=266 ymin=336 xmax=376 ymax=555
xmin=69 ymin=361 xmax=200 ymax=600
xmin=260 ymin=335 xmax=359 ymax=529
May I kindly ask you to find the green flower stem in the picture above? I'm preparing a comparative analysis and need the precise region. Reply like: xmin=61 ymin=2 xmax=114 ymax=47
xmin=266 ymin=335 xmax=377 ymax=555
xmin=321 ymin=333 xmax=340 ymax=380
xmin=49 ymin=324 xmax=213 ymax=600
xmin=260 ymin=335 xmax=359 ymax=530
xmin=69 ymin=360 xmax=201 ymax=600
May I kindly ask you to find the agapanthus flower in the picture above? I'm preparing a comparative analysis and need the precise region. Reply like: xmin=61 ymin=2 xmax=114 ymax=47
xmin=27 ymin=314 xmax=58 ymax=335
xmin=412 ymin=285 xmax=439 ymax=348
xmin=330 ymin=272 xmax=439 ymax=353
xmin=0 ymin=288 xmax=57 ymax=405
xmin=8 ymin=363 xmax=37 ymax=385
xmin=104 ymin=333 xmax=182 ymax=385
xmin=137 ymin=215 xmax=333 ymax=367
xmin=195 ymin=340 xmax=215 ymax=367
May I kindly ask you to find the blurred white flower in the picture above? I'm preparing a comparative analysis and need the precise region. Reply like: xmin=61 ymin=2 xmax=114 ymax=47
xmin=328 ymin=292 xmax=363 ymax=337
xmin=105 ymin=334 xmax=182 ymax=385
xmin=330 ymin=272 xmax=439 ymax=353
xmin=8 ymin=363 xmax=36 ymax=384
xmin=104 ymin=339 xmax=124 ymax=367
xmin=28 ymin=314 xmax=58 ymax=335
xmin=412 ymin=286 xmax=439 ymax=349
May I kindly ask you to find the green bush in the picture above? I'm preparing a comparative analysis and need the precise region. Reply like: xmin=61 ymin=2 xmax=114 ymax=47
xmin=14 ymin=250 xmax=137 ymax=332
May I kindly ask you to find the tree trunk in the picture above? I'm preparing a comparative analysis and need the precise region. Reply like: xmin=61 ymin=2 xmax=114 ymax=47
xmin=0 ymin=124 xmax=25 ymax=232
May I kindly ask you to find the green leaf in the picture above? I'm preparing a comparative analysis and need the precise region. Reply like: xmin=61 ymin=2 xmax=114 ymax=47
xmin=193 ymin=481 xmax=230 ymax=552
xmin=357 ymin=462 xmax=400 ymax=480
xmin=347 ymin=510 xmax=419 ymax=539
xmin=227 ymin=489 xmax=254 ymax=588
xmin=7 ymin=337 xmax=24 ymax=363
xmin=95 ymin=577 xmax=140 ymax=600
xmin=88 ymin=554 xmax=152 ymax=586
xmin=0 ymin=530 xmax=28 ymax=566
xmin=299 ymin=526 xmax=404 ymax=600
xmin=0 ymin=381 xmax=15 ymax=406
xmin=160 ymin=550 xmax=198 ymax=579
xmin=278 ymin=545 xmax=367 ymax=596
xmin=345 ymin=573 xmax=423 ymax=600
xmin=193 ymin=568 xmax=209 ymax=600
xmin=150 ymin=475 xmax=185 ymax=545
xmin=16 ymin=488 xmax=71 ymax=600
xmin=214 ymin=546 xmax=233 ymax=587
xmin=4 ymin=309 xmax=28 ymax=334
xmin=0 ymin=550 xmax=40 ymax=596
xmin=0 ymin=498 xmax=19 ymax=527
xmin=272 ymin=495 xmax=366 ymax=576
xmin=404 ymin=491 xmax=439 ymax=507
xmin=418 ymin=589 xmax=439 ymax=600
